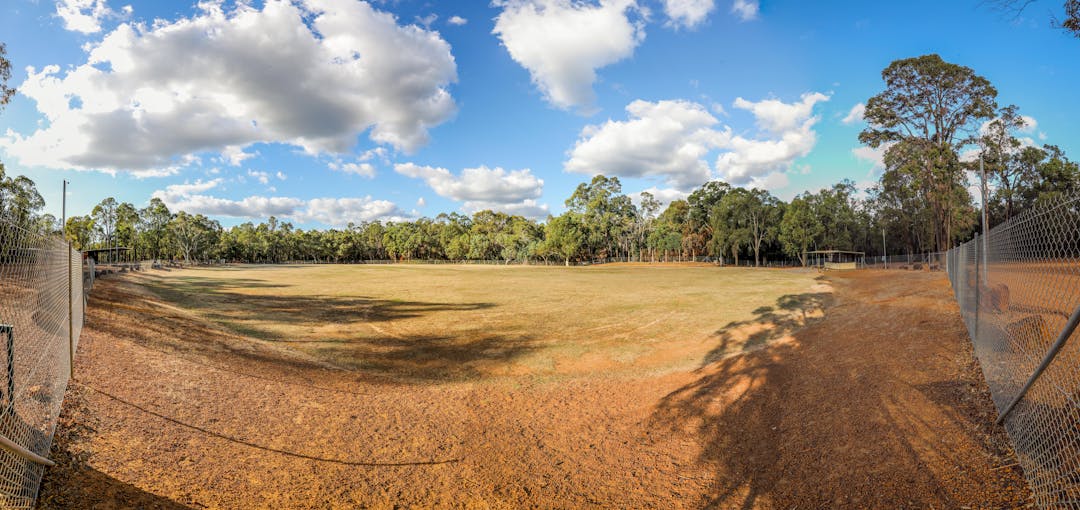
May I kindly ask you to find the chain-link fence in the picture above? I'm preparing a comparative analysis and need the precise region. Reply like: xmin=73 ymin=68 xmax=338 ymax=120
xmin=865 ymin=251 xmax=946 ymax=270
xmin=947 ymin=193 xmax=1080 ymax=508
xmin=0 ymin=218 xmax=84 ymax=508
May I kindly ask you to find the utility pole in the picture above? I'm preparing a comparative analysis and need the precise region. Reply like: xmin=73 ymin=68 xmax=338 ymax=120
xmin=63 ymin=180 xmax=74 ymax=378
xmin=980 ymin=151 xmax=990 ymax=285
xmin=882 ymin=226 xmax=887 ymax=270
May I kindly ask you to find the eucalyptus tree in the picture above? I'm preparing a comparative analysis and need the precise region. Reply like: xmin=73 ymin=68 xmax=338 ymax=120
xmin=0 ymin=43 xmax=14 ymax=109
xmin=138 ymin=198 xmax=172 ymax=260
xmin=779 ymin=196 xmax=823 ymax=266
xmin=91 ymin=197 xmax=119 ymax=249
xmin=978 ymin=105 xmax=1029 ymax=222
xmin=542 ymin=213 xmax=584 ymax=266
xmin=565 ymin=175 xmax=636 ymax=259
xmin=860 ymin=54 xmax=997 ymax=251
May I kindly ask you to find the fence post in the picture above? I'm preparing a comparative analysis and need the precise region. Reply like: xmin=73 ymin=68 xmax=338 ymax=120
xmin=68 ymin=244 xmax=74 ymax=379
xmin=973 ymin=234 xmax=980 ymax=342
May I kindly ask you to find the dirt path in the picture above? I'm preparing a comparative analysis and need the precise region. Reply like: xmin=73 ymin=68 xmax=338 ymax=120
xmin=38 ymin=270 xmax=1029 ymax=508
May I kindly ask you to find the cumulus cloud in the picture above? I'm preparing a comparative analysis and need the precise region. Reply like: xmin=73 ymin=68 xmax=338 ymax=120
xmin=731 ymin=0 xmax=758 ymax=21
xmin=852 ymin=143 xmax=892 ymax=174
xmin=395 ymin=163 xmax=547 ymax=217
xmin=395 ymin=163 xmax=544 ymax=202
xmin=566 ymin=99 xmax=727 ymax=190
xmin=4 ymin=0 xmax=458 ymax=174
xmin=329 ymin=161 xmax=376 ymax=178
xmin=842 ymin=102 xmax=865 ymax=125
xmin=1019 ymin=115 xmax=1038 ymax=133
xmin=628 ymin=186 xmax=689 ymax=208
xmin=221 ymin=145 xmax=255 ymax=166
xmin=492 ymin=0 xmax=644 ymax=111
xmin=662 ymin=0 xmax=715 ymax=28
xmin=714 ymin=92 xmax=830 ymax=185
xmin=247 ymin=169 xmax=270 ymax=185
xmin=462 ymin=199 xmax=550 ymax=219
xmin=56 ymin=0 xmax=127 ymax=34
xmin=152 ymin=178 xmax=405 ymax=226
xmin=566 ymin=93 xmax=829 ymax=191
xmin=448 ymin=15 xmax=468 ymax=25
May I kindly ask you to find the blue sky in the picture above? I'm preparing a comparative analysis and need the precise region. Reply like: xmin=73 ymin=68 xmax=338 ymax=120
xmin=0 ymin=0 xmax=1077 ymax=227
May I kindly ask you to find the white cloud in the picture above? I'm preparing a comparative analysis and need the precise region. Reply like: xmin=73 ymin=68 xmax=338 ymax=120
xmin=56 ymin=0 xmax=123 ymax=34
xmin=852 ymin=141 xmax=894 ymax=175
xmin=395 ymin=163 xmax=544 ymax=203
xmin=275 ymin=171 xmax=287 ymax=180
xmin=714 ymin=92 xmax=830 ymax=185
xmin=395 ymin=163 xmax=547 ymax=217
xmin=329 ymin=161 xmax=376 ymax=178
xmin=157 ymin=179 xmax=223 ymax=198
xmin=566 ymin=94 xmax=829 ymax=190
xmin=492 ymin=0 xmax=645 ymax=111
xmin=448 ymin=15 xmax=468 ymax=25
xmin=842 ymin=102 xmax=865 ymax=125
xmin=1019 ymin=115 xmax=1038 ymax=133
xmin=221 ymin=145 xmax=255 ymax=166
xmin=628 ymin=186 xmax=689 ymax=208
xmin=152 ymin=178 xmax=405 ymax=226
xmin=5 ymin=0 xmax=457 ymax=174
xmin=731 ymin=0 xmax=758 ymax=21
xmin=566 ymin=99 xmax=728 ymax=190
xmin=752 ymin=170 xmax=789 ymax=190
xmin=462 ymin=199 xmax=550 ymax=219
xmin=415 ymin=13 xmax=438 ymax=27
xmin=299 ymin=197 xmax=407 ymax=225
xmin=662 ymin=0 xmax=715 ymax=28
xmin=416 ymin=197 xmax=426 ymax=207
xmin=247 ymin=169 xmax=270 ymax=185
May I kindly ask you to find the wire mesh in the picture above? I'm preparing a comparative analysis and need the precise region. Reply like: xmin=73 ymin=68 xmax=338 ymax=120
xmin=865 ymin=251 xmax=946 ymax=270
xmin=0 ymin=217 xmax=83 ymax=508
xmin=947 ymin=192 xmax=1080 ymax=508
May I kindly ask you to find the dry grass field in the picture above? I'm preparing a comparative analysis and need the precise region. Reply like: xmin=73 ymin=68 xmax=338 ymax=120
xmin=37 ymin=265 xmax=1030 ymax=508
xmin=125 ymin=264 xmax=827 ymax=381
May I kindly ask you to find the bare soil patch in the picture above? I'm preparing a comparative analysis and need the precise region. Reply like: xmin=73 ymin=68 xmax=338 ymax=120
xmin=38 ymin=267 xmax=1028 ymax=508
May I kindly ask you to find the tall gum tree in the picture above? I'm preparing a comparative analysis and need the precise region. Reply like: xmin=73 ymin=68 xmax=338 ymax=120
xmin=860 ymin=54 xmax=997 ymax=251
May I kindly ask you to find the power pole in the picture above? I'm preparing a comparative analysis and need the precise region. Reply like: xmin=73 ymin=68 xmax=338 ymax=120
xmin=882 ymin=226 xmax=887 ymax=269
xmin=980 ymin=151 xmax=990 ymax=285
xmin=63 ymin=180 xmax=74 ymax=378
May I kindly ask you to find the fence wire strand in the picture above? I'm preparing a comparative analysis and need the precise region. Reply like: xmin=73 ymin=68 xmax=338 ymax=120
xmin=0 ymin=218 xmax=83 ymax=508
xmin=948 ymin=192 xmax=1080 ymax=508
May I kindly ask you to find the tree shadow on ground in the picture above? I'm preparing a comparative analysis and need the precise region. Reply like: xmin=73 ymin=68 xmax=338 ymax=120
xmin=700 ymin=292 xmax=831 ymax=365
xmin=649 ymin=278 xmax=1030 ymax=509
xmin=89 ymin=279 xmax=530 ymax=385
xmin=141 ymin=275 xmax=495 ymax=328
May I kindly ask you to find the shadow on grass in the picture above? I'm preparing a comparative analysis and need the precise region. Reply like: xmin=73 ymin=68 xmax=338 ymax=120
xmin=701 ymin=292 xmax=831 ymax=365
xmin=142 ymin=275 xmax=495 ymax=329
xmin=90 ymin=279 xmax=529 ymax=385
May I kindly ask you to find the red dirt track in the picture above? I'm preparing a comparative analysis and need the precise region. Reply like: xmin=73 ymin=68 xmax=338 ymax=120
xmin=38 ymin=269 xmax=1029 ymax=508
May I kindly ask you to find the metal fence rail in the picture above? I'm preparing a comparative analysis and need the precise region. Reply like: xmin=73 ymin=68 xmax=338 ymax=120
xmin=0 ymin=218 xmax=84 ymax=508
xmin=947 ymin=192 xmax=1080 ymax=508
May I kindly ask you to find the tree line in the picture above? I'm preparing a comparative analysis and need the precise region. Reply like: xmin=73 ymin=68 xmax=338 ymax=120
xmin=1 ymin=54 xmax=1078 ymax=266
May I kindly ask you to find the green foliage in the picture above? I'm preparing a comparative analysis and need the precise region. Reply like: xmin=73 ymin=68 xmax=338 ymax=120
xmin=779 ymin=197 xmax=822 ymax=265
xmin=542 ymin=213 xmax=584 ymax=265
xmin=860 ymin=54 xmax=998 ymax=251
xmin=0 ymin=43 xmax=14 ymax=110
